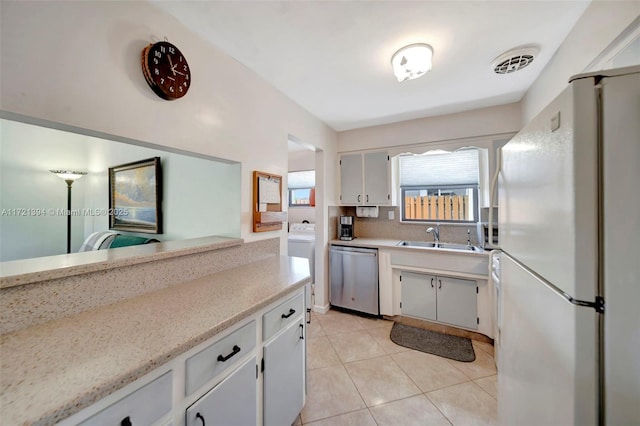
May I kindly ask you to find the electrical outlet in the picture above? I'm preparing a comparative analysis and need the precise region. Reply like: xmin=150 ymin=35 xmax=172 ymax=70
xmin=388 ymin=210 xmax=395 ymax=220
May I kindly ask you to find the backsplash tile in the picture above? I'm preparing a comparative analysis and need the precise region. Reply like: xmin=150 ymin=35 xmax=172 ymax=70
xmin=330 ymin=206 xmax=479 ymax=245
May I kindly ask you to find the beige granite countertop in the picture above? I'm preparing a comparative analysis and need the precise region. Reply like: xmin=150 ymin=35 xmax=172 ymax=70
xmin=0 ymin=255 xmax=310 ymax=425
xmin=0 ymin=235 xmax=243 ymax=289
xmin=330 ymin=238 xmax=489 ymax=257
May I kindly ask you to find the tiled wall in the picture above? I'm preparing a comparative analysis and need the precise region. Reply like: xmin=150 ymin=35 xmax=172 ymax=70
xmin=0 ymin=238 xmax=279 ymax=334
xmin=329 ymin=206 xmax=480 ymax=245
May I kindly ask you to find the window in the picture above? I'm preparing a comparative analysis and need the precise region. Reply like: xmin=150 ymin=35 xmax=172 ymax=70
xmin=288 ymin=170 xmax=315 ymax=207
xmin=400 ymin=149 xmax=479 ymax=223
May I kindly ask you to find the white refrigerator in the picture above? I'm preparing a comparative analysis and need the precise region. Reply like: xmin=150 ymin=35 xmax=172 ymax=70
xmin=497 ymin=66 xmax=639 ymax=426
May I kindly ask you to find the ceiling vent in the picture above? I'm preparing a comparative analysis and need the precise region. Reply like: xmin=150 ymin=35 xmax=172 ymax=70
xmin=492 ymin=47 xmax=539 ymax=74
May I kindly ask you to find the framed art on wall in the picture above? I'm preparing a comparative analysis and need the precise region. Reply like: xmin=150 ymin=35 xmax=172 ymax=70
xmin=109 ymin=157 xmax=163 ymax=234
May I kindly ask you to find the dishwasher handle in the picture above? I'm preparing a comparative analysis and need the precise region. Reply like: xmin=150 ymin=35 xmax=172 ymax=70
xmin=330 ymin=248 xmax=377 ymax=257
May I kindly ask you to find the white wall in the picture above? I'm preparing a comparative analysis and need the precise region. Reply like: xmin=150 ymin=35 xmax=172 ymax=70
xmin=521 ymin=1 xmax=640 ymax=125
xmin=288 ymin=150 xmax=316 ymax=172
xmin=0 ymin=121 xmax=88 ymax=260
xmin=0 ymin=0 xmax=338 ymax=256
xmin=337 ymin=103 xmax=521 ymax=153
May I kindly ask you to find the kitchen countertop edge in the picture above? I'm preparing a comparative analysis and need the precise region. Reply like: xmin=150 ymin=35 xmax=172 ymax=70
xmin=330 ymin=238 xmax=490 ymax=257
xmin=0 ymin=235 xmax=244 ymax=289
xmin=0 ymin=255 xmax=310 ymax=426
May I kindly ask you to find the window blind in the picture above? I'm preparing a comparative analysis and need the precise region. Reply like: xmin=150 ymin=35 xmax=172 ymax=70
xmin=287 ymin=170 xmax=315 ymax=189
xmin=400 ymin=149 xmax=479 ymax=186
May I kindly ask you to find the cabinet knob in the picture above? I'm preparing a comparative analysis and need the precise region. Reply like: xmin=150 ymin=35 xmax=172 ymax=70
xmin=196 ymin=412 xmax=206 ymax=426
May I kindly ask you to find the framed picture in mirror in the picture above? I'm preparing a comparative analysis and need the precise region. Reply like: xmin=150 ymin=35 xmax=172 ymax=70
xmin=109 ymin=157 xmax=163 ymax=234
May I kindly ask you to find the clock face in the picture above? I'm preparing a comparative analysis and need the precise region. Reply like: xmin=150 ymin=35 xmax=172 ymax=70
xmin=142 ymin=41 xmax=191 ymax=100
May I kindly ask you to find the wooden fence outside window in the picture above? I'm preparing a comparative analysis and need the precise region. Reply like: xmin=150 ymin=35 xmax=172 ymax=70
xmin=404 ymin=195 xmax=470 ymax=221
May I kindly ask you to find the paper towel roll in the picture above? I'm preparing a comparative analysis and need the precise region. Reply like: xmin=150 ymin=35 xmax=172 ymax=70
xmin=356 ymin=206 xmax=379 ymax=218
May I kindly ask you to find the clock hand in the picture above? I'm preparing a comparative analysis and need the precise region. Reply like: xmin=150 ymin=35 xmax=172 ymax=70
xmin=173 ymin=70 xmax=185 ymax=76
xmin=168 ymin=55 xmax=177 ymax=75
xmin=167 ymin=76 xmax=176 ymax=81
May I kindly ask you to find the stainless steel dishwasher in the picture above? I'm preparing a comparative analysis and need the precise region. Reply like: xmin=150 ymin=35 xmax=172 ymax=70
xmin=329 ymin=245 xmax=379 ymax=316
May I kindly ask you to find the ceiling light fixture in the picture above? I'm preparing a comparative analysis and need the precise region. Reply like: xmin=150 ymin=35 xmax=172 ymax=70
xmin=391 ymin=43 xmax=433 ymax=82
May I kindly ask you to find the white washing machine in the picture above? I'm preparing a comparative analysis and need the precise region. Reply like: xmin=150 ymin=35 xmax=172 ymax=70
xmin=288 ymin=223 xmax=315 ymax=283
xmin=288 ymin=223 xmax=316 ymax=314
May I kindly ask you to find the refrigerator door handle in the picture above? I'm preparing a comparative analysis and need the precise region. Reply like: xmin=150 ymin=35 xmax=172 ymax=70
xmin=501 ymin=251 xmax=604 ymax=313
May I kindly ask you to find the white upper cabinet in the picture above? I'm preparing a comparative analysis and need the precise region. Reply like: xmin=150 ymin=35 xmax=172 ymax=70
xmin=339 ymin=154 xmax=363 ymax=204
xmin=339 ymin=151 xmax=392 ymax=205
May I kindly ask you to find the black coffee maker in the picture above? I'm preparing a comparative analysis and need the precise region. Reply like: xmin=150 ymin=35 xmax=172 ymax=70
xmin=339 ymin=216 xmax=354 ymax=240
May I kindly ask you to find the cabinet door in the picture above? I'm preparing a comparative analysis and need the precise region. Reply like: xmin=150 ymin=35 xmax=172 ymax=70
xmin=363 ymin=151 xmax=390 ymax=205
xmin=340 ymin=154 xmax=363 ymax=204
xmin=185 ymin=357 xmax=257 ymax=426
xmin=263 ymin=320 xmax=305 ymax=426
xmin=437 ymin=276 xmax=478 ymax=330
xmin=401 ymin=271 xmax=436 ymax=321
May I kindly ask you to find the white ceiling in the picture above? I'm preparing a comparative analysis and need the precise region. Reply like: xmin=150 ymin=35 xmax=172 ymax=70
xmin=152 ymin=1 xmax=590 ymax=132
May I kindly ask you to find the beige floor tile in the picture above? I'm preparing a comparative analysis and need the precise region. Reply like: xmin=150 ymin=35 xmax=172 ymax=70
xmin=366 ymin=326 xmax=412 ymax=355
xmin=472 ymin=340 xmax=495 ymax=357
xmin=391 ymin=350 xmax=471 ymax=392
xmin=344 ymin=355 xmax=421 ymax=407
xmin=327 ymin=330 xmax=387 ymax=363
xmin=356 ymin=315 xmax=394 ymax=330
xmin=316 ymin=311 xmax=365 ymax=335
xmin=304 ymin=409 xmax=377 ymax=426
xmin=446 ymin=345 xmax=497 ymax=380
xmin=301 ymin=365 xmax=366 ymax=423
xmin=306 ymin=318 xmax=326 ymax=338
xmin=427 ymin=381 xmax=498 ymax=426
xmin=307 ymin=336 xmax=341 ymax=370
xmin=474 ymin=375 xmax=498 ymax=399
xmin=369 ymin=394 xmax=452 ymax=426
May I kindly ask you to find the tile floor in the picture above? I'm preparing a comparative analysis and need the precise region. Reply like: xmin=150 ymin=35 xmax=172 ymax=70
xmin=295 ymin=309 xmax=498 ymax=426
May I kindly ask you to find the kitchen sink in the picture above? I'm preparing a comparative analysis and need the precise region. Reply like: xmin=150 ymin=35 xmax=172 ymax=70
xmin=396 ymin=241 xmax=438 ymax=248
xmin=396 ymin=241 xmax=483 ymax=252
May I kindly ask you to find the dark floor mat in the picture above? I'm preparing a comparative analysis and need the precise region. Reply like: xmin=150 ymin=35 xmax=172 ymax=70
xmin=390 ymin=322 xmax=475 ymax=362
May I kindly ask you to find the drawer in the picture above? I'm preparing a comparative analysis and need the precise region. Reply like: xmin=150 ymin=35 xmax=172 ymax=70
xmin=79 ymin=371 xmax=172 ymax=425
xmin=185 ymin=320 xmax=256 ymax=396
xmin=185 ymin=357 xmax=257 ymax=426
xmin=263 ymin=292 xmax=304 ymax=341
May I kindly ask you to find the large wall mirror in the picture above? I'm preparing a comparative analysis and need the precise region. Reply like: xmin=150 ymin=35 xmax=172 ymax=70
xmin=0 ymin=114 xmax=241 ymax=262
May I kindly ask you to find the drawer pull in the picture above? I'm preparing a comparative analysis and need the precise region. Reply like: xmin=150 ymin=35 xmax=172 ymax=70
xmin=196 ymin=412 xmax=206 ymax=426
xmin=299 ymin=323 xmax=304 ymax=340
xmin=281 ymin=308 xmax=296 ymax=319
xmin=121 ymin=417 xmax=132 ymax=426
xmin=430 ymin=278 xmax=434 ymax=288
xmin=217 ymin=345 xmax=241 ymax=362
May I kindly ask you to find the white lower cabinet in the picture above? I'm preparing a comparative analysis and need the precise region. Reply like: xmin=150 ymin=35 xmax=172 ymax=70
xmin=185 ymin=357 xmax=257 ymax=426
xmin=263 ymin=320 xmax=305 ymax=426
xmin=63 ymin=287 xmax=307 ymax=426
xmin=401 ymin=271 xmax=478 ymax=330
xmin=261 ymin=293 xmax=306 ymax=426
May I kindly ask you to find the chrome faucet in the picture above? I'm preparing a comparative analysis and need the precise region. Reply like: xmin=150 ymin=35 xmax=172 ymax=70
xmin=426 ymin=224 xmax=440 ymax=243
